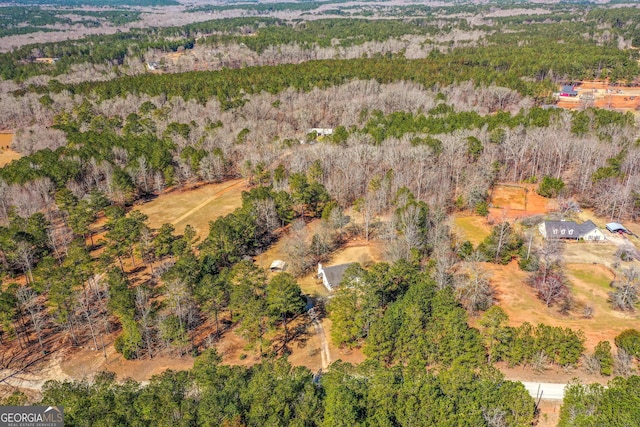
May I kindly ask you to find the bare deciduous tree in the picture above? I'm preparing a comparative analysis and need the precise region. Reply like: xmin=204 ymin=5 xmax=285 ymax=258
xmin=609 ymin=268 xmax=639 ymax=312
xmin=16 ymin=287 xmax=46 ymax=349
xmin=14 ymin=242 xmax=35 ymax=285
xmin=613 ymin=349 xmax=635 ymax=378
xmin=455 ymin=258 xmax=494 ymax=313
xmin=283 ymin=219 xmax=312 ymax=277
xmin=136 ymin=286 xmax=155 ymax=359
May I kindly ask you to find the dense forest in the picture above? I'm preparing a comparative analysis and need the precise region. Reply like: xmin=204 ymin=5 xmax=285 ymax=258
xmin=2 ymin=1 xmax=640 ymax=425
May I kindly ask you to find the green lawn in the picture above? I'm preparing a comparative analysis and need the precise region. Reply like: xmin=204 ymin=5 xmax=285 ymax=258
xmin=567 ymin=264 xmax=613 ymax=292
xmin=453 ymin=215 xmax=491 ymax=246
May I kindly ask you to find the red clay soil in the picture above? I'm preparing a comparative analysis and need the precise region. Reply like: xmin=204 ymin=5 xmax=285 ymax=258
xmin=60 ymin=334 xmax=195 ymax=383
xmin=556 ymin=80 xmax=640 ymax=111
xmin=594 ymin=96 xmax=640 ymax=110
xmin=488 ymin=183 xmax=555 ymax=222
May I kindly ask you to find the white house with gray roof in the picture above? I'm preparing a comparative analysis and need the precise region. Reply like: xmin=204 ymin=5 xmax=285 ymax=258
xmin=539 ymin=220 xmax=605 ymax=240
xmin=318 ymin=263 xmax=353 ymax=292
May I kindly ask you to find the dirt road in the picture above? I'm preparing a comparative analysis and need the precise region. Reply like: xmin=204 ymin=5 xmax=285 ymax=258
xmin=307 ymin=297 xmax=331 ymax=370
xmin=519 ymin=381 xmax=567 ymax=401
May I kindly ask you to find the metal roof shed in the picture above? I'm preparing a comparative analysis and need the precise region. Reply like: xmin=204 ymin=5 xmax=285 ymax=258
xmin=606 ymin=222 xmax=629 ymax=233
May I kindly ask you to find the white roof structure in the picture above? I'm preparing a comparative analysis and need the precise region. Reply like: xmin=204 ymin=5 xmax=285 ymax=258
xmin=606 ymin=222 xmax=629 ymax=233
xmin=307 ymin=128 xmax=333 ymax=136
xmin=269 ymin=260 xmax=287 ymax=272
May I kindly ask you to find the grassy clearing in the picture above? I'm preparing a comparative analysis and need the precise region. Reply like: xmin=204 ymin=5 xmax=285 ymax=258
xmin=562 ymin=241 xmax=620 ymax=267
xmin=567 ymin=264 xmax=612 ymax=292
xmin=135 ymin=179 xmax=244 ymax=240
xmin=453 ymin=215 xmax=491 ymax=246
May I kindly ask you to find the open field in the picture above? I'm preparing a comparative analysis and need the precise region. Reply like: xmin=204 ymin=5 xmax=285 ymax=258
xmin=485 ymin=260 xmax=639 ymax=350
xmin=452 ymin=214 xmax=492 ymax=246
xmin=135 ymin=179 xmax=244 ymax=240
xmin=0 ymin=133 xmax=21 ymax=166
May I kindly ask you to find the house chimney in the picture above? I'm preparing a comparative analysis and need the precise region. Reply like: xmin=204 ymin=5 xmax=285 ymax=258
xmin=318 ymin=263 xmax=322 ymax=276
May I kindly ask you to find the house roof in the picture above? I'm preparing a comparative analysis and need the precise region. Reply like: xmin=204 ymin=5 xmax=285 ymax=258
xmin=606 ymin=222 xmax=628 ymax=233
xmin=560 ymin=85 xmax=578 ymax=95
xmin=307 ymin=128 xmax=334 ymax=135
xmin=544 ymin=220 xmax=598 ymax=238
xmin=321 ymin=263 xmax=354 ymax=288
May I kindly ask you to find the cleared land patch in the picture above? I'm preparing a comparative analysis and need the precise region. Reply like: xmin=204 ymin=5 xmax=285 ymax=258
xmin=60 ymin=334 xmax=194 ymax=383
xmin=135 ymin=179 xmax=244 ymax=239
xmin=556 ymin=80 xmax=640 ymax=112
xmin=0 ymin=133 xmax=21 ymax=166
xmin=488 ymin=183 xmax=554 ymax=222
xmin=491 ymin=184 xmax=527 ymax=210
xmin=165 ymin=51 xmax=186 ymax=62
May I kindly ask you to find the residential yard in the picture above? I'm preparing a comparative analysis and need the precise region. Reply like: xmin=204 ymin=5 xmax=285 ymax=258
xmin=484 ymin=260 xmax=639 ymax=350
xmin=577 ymin=208 xmax=640 ymax=248
xmin=556 ymin=81 xmax=640 ymax=112
xmin=561 ymin=240 xmax=621 ymax=267
xmin=135 ymin=179 xmax=245 ymax=240
xmin=255 ymin=212 xmax=386 ymax=297
xmin=253 ymin=219 xmax=381 ymax=370
xmin=257 ymin=233 xmax=385 ymax=297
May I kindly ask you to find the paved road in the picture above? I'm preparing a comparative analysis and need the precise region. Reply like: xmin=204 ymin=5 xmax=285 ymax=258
xmin=520 ymin=381 xmax=567 ymax=400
